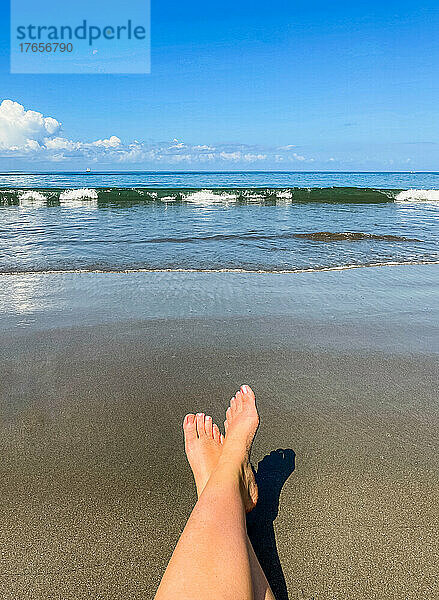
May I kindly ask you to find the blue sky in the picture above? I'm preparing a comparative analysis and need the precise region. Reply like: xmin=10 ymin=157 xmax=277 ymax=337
xmin=1 ymin=0 xmax=439 ymax=170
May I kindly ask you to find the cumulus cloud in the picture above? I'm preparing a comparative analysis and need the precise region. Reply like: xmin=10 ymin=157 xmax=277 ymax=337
xmin=44 ymin=137 xmax=81 ymax=151
xmin=0 ymin=99 xmax=60 ymax=149
xmin=92 ymin=136 xmax=122 ymax=148
xmin=0 ymin=99 xmax=315 ymax=166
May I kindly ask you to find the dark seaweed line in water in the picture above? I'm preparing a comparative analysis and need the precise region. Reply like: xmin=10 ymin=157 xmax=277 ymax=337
xmin=35 ymin=232 xmax=423 ymax=245
xmin=292 ymin=232 xmax=421 ymax=242
xmin=149 ymin=231 xmax=422 ymax=243
xmin=1 ymin=260 xmax=438 ymax=276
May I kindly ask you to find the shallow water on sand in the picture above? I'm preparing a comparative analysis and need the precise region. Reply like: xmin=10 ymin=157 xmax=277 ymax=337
xmin=1 ymin=265 xmax=438 ymax=355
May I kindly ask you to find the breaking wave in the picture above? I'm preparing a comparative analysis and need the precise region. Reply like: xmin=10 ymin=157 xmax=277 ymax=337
xmin=59 ymin=188 xmax=99 ymax=201
xmin=394 ymin=189 xmax=439 ymax=202
xmin=0 ymin=186 xmax=430 ymax=206
xmin=18 ymin=190 xmax=47 ymax=206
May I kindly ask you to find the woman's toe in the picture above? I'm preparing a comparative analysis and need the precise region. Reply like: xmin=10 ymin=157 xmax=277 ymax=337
xmin=204 ymin=415 xmax=213 ymax=437
xmin=196 ymin=413 xmax=205 ymax=437
xmin=183 ymin=414 xmax=197 ymax=445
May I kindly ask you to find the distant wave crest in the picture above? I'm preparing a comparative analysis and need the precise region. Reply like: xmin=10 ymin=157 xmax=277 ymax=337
xmin=394 ymin=189 xmax=439 ymax=202
xmin=0 ymin=186 xmax=400 ymax=206
xmin=18 ymin=190 xmax=47 ymax=206
xmin=59 ymin=188 xmax=98 ymax=201
xmin=1 ymin=186 xmax=439 ymax=207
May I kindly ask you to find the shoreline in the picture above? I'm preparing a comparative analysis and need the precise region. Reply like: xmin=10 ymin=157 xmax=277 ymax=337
xmin=1 ymin=258 xmax=439 ymax=277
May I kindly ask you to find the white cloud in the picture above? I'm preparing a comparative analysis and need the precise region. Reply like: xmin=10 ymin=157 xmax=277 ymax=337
xmin=194 ymin=144 xmax=216 ymax=151
xmin=219 ymin=151 xmax=242 ymax=160
xmin=0 ymin=99 xmax=315 ymax=166
xmin=92 ymin=136 xmax=121 ymax=148
xmin=277 ymin=144 xmax=297 ymax=150
xmin=44 ymin=137 xmax=81 ymax=151
xmin=0 ymin=100 xmax=60 ymax=149
xmin=243 ymin=153 xmax=267 ymax=162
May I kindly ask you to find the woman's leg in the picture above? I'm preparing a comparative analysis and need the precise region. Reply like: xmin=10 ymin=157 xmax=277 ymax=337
xmin=224 ymin=402 xmax=276 ymax=600
xmin=247 ymin=536 xmax=277 ymax=600
xmin=155 ymin=386 xmax=274 ymax=600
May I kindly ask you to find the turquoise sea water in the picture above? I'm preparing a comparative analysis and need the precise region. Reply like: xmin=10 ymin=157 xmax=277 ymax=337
xmin=0 ymin=171 xmax=438 ymax=273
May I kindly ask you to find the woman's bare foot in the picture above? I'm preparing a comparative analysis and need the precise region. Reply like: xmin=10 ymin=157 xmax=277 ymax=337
xmin=183 ymin=412 xmax=224 ymax=497
xmin=183 ymin=385 xmax=259 ymax=512
xmin=221 ymin=384 xmax=260 ymax=513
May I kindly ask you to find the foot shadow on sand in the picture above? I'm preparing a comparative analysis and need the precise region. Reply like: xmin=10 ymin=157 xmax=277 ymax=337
xmin=247 ymin=448 xmax=296 ymax=600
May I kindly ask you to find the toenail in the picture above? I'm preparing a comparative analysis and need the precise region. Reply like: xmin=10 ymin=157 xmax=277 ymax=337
xmin=241 ymin=385 xmax=249 ymax=393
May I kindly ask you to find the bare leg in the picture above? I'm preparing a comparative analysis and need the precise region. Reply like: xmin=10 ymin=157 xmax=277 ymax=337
xmin=225 ymin=389 xmax=276 ymax=600
xmin=247 ymin=538 xmax=277 ymax=600
xmin=155 ymin=385 xmax=275 ymax=600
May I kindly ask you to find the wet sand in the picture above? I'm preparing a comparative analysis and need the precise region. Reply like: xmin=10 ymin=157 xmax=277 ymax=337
xmin=0 ymin=266 xmax=438 ymax=599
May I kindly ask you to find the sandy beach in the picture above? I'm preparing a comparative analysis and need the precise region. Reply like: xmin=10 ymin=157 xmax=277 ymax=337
xmin=3 ymin=0 xmax=439 ymax=595
xmin=0 ymin=265 xmax=438 ymax=599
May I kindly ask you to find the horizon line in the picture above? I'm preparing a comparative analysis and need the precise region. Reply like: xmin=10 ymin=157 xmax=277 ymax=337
xmin=1 ymin=170 xmax=438 ymax=175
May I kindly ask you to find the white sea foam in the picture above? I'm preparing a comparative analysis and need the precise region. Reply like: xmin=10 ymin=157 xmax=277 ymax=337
xmin=18 ymin=191 xmax=47 ymax=207
xmin=59 ymin=188 xmax=98 ymax=200
xmin=59 ymin=188 xmax=99 ymax=201
xmin=276 ymin=189 xmax=293 ymax=200
xmin=241 ymin=192 xmax=265 ymax=202
xmin=395 ymin=189 xmax=439 ymax=202
xmin=183 ymin=189 xmax=238 ymax=204
xmin=180 ymin=189 xmax=293 ymax=205
xmin=59 ymin=188 xmax=98 ymax=208
xmin=2 ymin=260 xmax=438 ymax=277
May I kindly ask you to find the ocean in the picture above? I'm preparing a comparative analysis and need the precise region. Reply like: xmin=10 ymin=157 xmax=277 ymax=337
xmin=1 ymin=171 xmax=438 ymax=274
